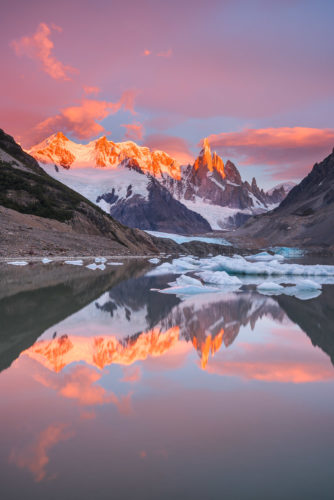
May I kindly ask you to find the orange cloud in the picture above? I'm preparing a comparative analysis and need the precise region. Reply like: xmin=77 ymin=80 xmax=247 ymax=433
xmin=205 ymin=343 xmax=334 ymax=383
xmin=121 ymin=122 xmax=144 ymax=141
xmin=144 ymin=134 xmax=194 ymax=165
xmin=28 ymin=91 xmax=137 ymax=144
xmin=35 ymin=365 xmax=134 ymax=415
xmin=83 ymin=85 xmax=100 ymax=95
xmin=9 ymin=423 xmax=72 ymax=482
xmin=206 ymin=127 xmax=334 ymax=180
xmin=11 ymin=22 xmax=77 ymax=81
xmin=143 ymin=49 xmax=151 ymax=56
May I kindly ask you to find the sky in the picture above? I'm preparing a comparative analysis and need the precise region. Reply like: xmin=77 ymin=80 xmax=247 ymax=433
xmin=1 ymin=0 xmax=334 ymax=188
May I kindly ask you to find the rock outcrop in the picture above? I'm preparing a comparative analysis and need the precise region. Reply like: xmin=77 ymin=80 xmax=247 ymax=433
xmin=228 ymin=148 xmax=334 ymax=248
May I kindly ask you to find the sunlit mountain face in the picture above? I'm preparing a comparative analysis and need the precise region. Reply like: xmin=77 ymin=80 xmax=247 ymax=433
xmin=27 ymin=132 xmax=288 ymax=231
xmin=1 ymin=263 xmax=334 ymax=498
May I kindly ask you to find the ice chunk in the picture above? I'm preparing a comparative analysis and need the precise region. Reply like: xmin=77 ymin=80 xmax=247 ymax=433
xmin=257 ymin=282 xmax=284 ymax=295
xmin=86 ymin=263 xmax=106 ymax=271
xmin=107 ymin=262 xmax=123 ymax=266
xmin=7 ymin=261 xmax=28 ymax=266
xmin=148 ymin=258 xmax=160 ymax=264
xmin=245 ymin=252 xmax=284 ymax=262
xmin=294 ymin=279 xmax=322 ymax=290
xmin=196 ymin=271 xmax=242 ymax=287
xmin=146 ymin=253 xmax=334 ymax=279
xmin=95 ymin=257 xmax=107 ymax=263
xmin=64 ymin=260 xmax=83 ymax=266
xmin=257 ymin=281 xmax=284 ymax=291
xmin=171 ymin=275 xmax=203 ymax=287
xmin=42 ymin=258 xmax=52 ymax=264
xmin=158 ymin=274 xmax=219 ymax=295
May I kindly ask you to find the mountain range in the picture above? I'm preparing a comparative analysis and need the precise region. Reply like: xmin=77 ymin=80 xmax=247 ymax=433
xmin=0 ymin=128 xmax=162 ymax=256
xmin=28 ymin=133 xmax=291 ymax=233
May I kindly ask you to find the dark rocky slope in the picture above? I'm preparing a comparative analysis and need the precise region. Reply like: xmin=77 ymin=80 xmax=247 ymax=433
xmin=227 ymin=148 xmax=334 ymax=248
xmin=0 ymin=129 xmax=161 ymax=255
xmin=103 ymin=176 xmax=211 ymax=234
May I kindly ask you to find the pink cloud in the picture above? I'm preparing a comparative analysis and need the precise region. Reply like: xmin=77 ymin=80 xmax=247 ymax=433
xmin=121 ymin=122 xmax=144 ymax=141
xmin=11 ymin=22 xmax=77 ymax=81
xmin=121 ymin=365 xmax=142 ymax=383
xmin=9 ymin=423 xmax=72 ymax=482
xmin=207 ymin=127 xmax=334 ymax=180
xmin=83 ymin=85 xmax=100 ymax=95
xmin=157 ymin=48 xmax=173 ymax=58
xmin=144 ymin=134 xmax=194 ymax=165
xmin=26 ymin=91 xmax=137 ymax=145
xmin=35 ymin=365 xmax=133 ymax=415
xmin=205 ymin=341 xmax=334 ymax=384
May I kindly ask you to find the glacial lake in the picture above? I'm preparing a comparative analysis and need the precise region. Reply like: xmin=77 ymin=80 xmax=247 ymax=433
xmin=1 ymin=258 xmax=334 ymax=499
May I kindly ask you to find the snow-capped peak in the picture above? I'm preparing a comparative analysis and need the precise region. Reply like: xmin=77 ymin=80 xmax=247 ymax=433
xmin=267 ymin=181 xmax=296 ymax=196
xmin=28 ymin=132 xmax=181 ymax=179
xmin=193 ymin=137 xmax=226 ymax=178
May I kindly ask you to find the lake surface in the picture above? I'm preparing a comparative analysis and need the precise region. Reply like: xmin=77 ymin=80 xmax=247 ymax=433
xmin=1 ymin=260 xmax=334 ymax=499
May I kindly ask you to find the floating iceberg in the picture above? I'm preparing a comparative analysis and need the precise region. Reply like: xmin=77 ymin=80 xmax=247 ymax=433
xmin=196 ymin=255 xmax=334 ymax=277
xmin=196 ymin=270 xmax=242 ymax=287
xmin=257 ymin=279 xmax=322 ymax=300
xmin=7 ymin=261 xmax=28 ymax=266
xmin=64 ymin=260 xmax=83 ymax=266
xmin=95 ymin=257 xmax=107 ymax=263
xmin=146 ymin=256 xmax=199 ymax=276
xmin=86 ymin=263 xmax=106 ymax=271
xmin=245 ymin=252 xmax=284 ymax=262
xmin=148 ymin=258 xmax=160 ymax=264
xmin=42 ymin=258 xmax=52 ymax=264
xmin=293 ymin=279 xmax=322 ymax=290
xmin=158 ymin=274 xmax=220 ymax=295
xmin=148 ymin=254 xmax=334 ymax=278
xmin=257 ymin=282 xmax=284 ymax=292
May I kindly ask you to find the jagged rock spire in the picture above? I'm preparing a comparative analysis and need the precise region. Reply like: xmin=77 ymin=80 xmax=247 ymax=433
xmin=193 ymin=137 xmax=225 ymax=178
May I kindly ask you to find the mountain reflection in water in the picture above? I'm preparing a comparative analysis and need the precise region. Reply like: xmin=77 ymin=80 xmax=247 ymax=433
xmin=1 ymin=263 xmax=334 ymax=500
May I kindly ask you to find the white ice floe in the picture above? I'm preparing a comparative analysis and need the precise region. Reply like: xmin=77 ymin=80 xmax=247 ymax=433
xmin=257 ymin=279 xmax=322 ymax=300
xmin=158 ymin=274 xmax=219 ymax=295
xmin=64 ymin=260 xmax=83 ymax=266
xmin=42 ymin=258 xmax=52 ymax=264
xmin=147 ymin=254 xmax=334 ymax=279
xmin=257 ymin=282 xmax=284 ymax=292
xmin=95 ymin=257 xmax=107 ymax=263
xmin=86 ymin=263 xmax=106 ymax=271
xmin=245 ymin=252 xmax=284 ymax=262
xmin=146 ymin=256 xmax=199 ymax=276
xmin=196 ymin=270 xmax=242 ymax=287
xmin=293 ymin=279 xmax=322 ymax=290
xmin=148 ymin=258 xmax=160 ymax=264
xmin=7 ymin=261 xmax=28 ymax=266
xmin=107 ymin=262 xmax=124 ymax=266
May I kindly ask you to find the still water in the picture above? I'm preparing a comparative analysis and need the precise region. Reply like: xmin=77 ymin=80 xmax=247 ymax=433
xmin=1 ymin=260 xmax=334 ymax=499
